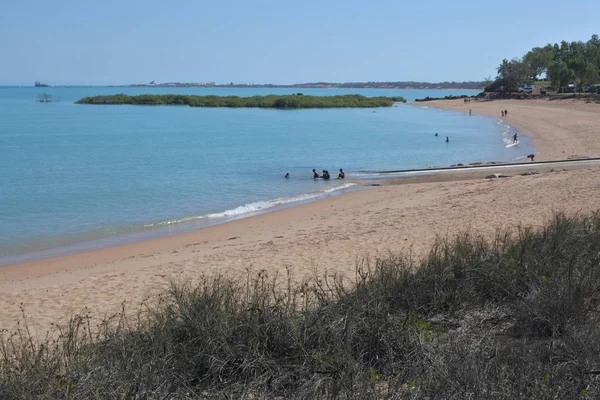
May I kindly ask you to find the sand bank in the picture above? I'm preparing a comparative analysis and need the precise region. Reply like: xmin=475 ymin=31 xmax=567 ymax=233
xmin=3 ymin=99 xmax=600 ymax=336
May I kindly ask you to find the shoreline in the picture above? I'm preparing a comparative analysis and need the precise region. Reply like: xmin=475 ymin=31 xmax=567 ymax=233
xmin=4 ymin=98 xmax=595 ymax=266
xmin=3 ymin=98 xmax=600 ymax=336
xmin=411 ymin=98 xmax=600 ymax=161
xmin=7 ymin=159 xmax=598 ymax=278
xmin=1 ymin=105 xmax=531 ymax=267
xmin=0 ymin=182 xmax=361 ymax=267
xmin=4 ymin=161 xmax=600 ymax=337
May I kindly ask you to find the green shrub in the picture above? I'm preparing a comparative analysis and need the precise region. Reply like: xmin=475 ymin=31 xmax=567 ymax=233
xmin=75 ymin=94 xmax=407 ymax=108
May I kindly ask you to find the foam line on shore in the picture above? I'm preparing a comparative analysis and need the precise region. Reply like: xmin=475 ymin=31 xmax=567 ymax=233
xmin=0 ymin=182 xmax=359 ymax=267
xmin=144 ymin=183 xmax=357 ymax=228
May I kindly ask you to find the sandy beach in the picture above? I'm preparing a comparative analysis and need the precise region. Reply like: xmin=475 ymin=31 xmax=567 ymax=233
xmin=3 ymin=98 xmax=600 ymax=337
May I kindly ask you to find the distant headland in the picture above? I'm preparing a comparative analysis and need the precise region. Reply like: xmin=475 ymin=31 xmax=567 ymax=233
xmin=75 ymin=93 xmax=406 ymax=109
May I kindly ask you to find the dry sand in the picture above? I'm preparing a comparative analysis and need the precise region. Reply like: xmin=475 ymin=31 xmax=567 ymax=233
xmin=2 ymin=99 xmax=600 ymax=337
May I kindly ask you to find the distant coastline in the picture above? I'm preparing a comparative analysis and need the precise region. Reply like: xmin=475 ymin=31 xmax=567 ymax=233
xmin=9 ymin=80 xmax=485 ymax=90
xmin=125 ymin=80 xmax=485 ymax=90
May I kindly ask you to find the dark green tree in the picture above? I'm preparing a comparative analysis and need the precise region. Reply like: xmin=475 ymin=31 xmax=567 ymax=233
xmin=523 ymin=47 xmax=554 ymax=80
xmin=496 ymin=58 xmax=534 ymax=92
xmin=547 ymin=61 xmax=573 ymax=92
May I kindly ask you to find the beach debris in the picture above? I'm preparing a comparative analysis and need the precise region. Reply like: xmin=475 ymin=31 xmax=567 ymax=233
xmin=228 ymin=236 xmax=240 ymax=240
xmin=485 ymin=173 xmax=511 ymax=180
xmin=520 ymin=171 xmax=539 ymax=176
xmin=550 ymin=168 xmax=567 ymax=173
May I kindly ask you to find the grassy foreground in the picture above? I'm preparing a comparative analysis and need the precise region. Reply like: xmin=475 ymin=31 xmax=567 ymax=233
xmin=2 ymin=213 xmax=600 ymax=398
xmin=75 ymin=93 xmax=406 ymax=108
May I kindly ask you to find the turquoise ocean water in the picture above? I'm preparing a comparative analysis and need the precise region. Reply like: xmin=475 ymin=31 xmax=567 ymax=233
xmin=0 ymin=87 xmax=533 ymax=265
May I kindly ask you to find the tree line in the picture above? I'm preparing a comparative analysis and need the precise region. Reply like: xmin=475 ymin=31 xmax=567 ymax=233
xmin=487 ymin=34 xmax=600 ymax=93
xmin=76 ymin=93 xmax=406 ymax=108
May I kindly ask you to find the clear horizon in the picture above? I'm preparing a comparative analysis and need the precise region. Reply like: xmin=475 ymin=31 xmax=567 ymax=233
xmin=1 ymin=0 xmax=599 ymax=86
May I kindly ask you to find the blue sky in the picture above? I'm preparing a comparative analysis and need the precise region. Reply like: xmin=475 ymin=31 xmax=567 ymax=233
xmin=1 ymin=0 xmax=599 ymax=85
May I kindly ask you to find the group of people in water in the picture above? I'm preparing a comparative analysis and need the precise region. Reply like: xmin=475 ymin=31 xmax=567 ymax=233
xmin=312 ymin=168 xmax=344 ymax=180
xmin=284 ymin=169 xmax=345 ymax=180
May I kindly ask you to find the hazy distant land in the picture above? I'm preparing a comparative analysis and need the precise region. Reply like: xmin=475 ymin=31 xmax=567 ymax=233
xmin=125 ymin=80 xmax=485 ymax=89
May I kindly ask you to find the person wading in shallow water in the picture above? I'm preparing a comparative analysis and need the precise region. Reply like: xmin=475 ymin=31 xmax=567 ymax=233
xmin=338 ymin=168 xmax=345 ymax=179
xmin=312 ymin=169 xmax=320 ymax=178
xmin=446 ymin=136 xmax=449 ymax=143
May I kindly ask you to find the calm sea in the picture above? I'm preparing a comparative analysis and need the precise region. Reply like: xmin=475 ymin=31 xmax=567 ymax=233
xmin=0 ymin=87 xmax=533 ymax=265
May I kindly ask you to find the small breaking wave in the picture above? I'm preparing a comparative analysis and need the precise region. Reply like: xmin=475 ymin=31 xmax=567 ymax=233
xmin=145 ymin=183 xmax=356 ymax=228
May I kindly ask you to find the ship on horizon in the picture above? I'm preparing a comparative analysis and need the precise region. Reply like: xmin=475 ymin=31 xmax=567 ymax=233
xmin=34 ymin=81 xmax=52 ymax=88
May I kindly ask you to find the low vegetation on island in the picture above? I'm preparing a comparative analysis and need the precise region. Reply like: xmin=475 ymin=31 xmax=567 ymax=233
xmin=487 ymin=34 xmax=600 ymax=93
xmin=2 ymin=213 xmax=600 ymax=398
xmin=75 ymin=93 xmax=406 ymax=109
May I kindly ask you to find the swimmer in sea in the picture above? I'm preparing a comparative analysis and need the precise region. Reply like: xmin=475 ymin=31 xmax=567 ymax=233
xmin=284 ymin=172 xmax=289 ymax=178
xmin=312 ymin=169 xmax=320 ymax=179
xmin=338 ymin=168 xmax=345 ymax=179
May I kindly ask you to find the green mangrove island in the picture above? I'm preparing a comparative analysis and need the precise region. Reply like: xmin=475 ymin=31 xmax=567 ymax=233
xmin=75 ymin=93 xmax=406 ymax=109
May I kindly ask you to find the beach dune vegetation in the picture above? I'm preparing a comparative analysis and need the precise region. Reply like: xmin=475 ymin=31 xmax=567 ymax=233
xmin=1 ymin=212 xmax=600 ymax=398
xmin=75 ymin=93 xmax=407 ymax=109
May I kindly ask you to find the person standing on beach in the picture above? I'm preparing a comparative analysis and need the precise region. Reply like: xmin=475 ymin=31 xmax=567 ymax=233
xmin=501 ymin=110 xmax=505 ymax=118
xmin=312 ymin=169 xmax=320 ymax=179
xmin=505 ymin=109 xmax=508 ymax=116
xmin=469 ymin=109 xmax=472 ymax=116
